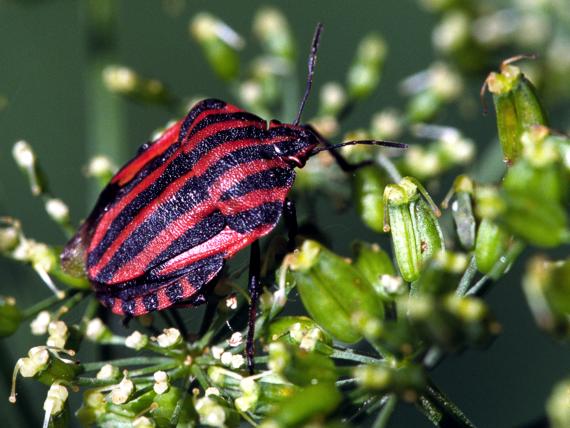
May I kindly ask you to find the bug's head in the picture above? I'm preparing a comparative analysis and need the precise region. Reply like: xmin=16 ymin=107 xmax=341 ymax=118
xmin=268 ymin=120 xmax=320 ymax=168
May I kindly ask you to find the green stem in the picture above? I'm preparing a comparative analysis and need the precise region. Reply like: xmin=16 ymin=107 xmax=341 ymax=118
xmin=21 ymin=290 xmax=76 ymax=319
xmin=424 ymin=381 xmax=477 ymax=428
xmin=456 ymin=255 xmax=478 ymax=296
xmin=170 ymin=374 xmax=193 ymax=426
xmin=466 ymin=241 xmax=525 ymax=296
xmin=82 ymin=356 xmax=173 ymax=372
xmin=190 ymin=364 xmax=210 ymax=390
xmin=372 ymin=394 xmax=397 ymax=428
xmin=330 ymin=348 xmax=382 ymax=365
xmin=376 ymin=153 xmax=403 ymax=183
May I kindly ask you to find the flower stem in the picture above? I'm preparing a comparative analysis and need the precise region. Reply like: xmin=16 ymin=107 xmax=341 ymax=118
xmin=467 ymin=240 xmax=525 ymax=296
xmin=82 ymin=356 xmax=173 ymax=372
xmin=372 ymin=394 xmax=397 ymax=428
xmin=21 ymin=290 xmax=76 ymax=320
xmin=456 ymin=255 xmax=478 ymax=296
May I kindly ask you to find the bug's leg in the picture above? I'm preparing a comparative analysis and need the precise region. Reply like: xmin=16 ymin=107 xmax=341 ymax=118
xmin=283 ymin=198 xmax=298 ymax=252
xmin=246 ymin=240 xmax=261 ymax=374
xmin=198 ymin=294 xmax=220 ymax=337
xmin=324 ymin=142 xmax=372 ymax=172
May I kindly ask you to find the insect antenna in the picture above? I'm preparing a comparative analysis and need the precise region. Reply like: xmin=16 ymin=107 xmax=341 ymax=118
xmin=309 ymin=139 xmax=407 ymax=157
xmin=294 ymin=23 xmax=324 ymax=126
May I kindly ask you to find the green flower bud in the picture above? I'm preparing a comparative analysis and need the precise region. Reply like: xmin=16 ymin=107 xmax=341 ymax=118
xmin=486 ymin=60 xmax=547 ymax=165
xmin=253 ymin=8 xmax=295 ymax=62
xmin=151 ymin=386 xmax=197 ymax=427
xmin=383 ymin=177 xmax=444 ymax=282
xmin=411 ymin=251 xmax=469 ymax=296
xmin=318 ymin=82 xmax=347 ymax=117
xmin=260 ymin=383 xmax=341 ymax=428
xmin=267 ymin=316 xmax=333 ymax=353
xmin=370 ymin=109 xmax=403 ymax=140
xmin=523 ymin=256 xmax=570 ymax=336
xmin=289 ymin=240 xmax=384 ymax=343
xmin=85 ymin=155 xmax=117 ymax=188
xmin=352 ymin=241 xmax=397 ymax=299
xmin=502 ymin=190 xmax=568 ymax=247
xmin=352 ymin=165 xmax=387 ymax=232
xmin=269 ymin=342 xmax=337 ymax=387
xmin=407 ymin=294 xmax=498 ymax=350
xmin=547 ymin=378 xmax=570 ymax=428
xmin=443 ymin=294 xmax=500 ymax=348
xmin=407 ymin=295 xmax=459 ymax=349
xmin=503 ymin=127 xmax=566 ymax=204
xmin=76 ymin=389 xmax=106 ymax=427
xmin=102 ymin=65 xmax=173 ymax=105
xmin=0 ymin=296 xmax=22 ymax=337
xmin=195 ymin=395 xmax=238 ymax=428
xmin=12 ymin=140 xmax=44 ymax=196
xmin=353 ymin=363 xmax=426 ymax=397
xmin=475 ymin=218 xmax=511 ymax=274
xmin=190 ymin=13 xmax=243 ymax=81
xmin=347 ymin=33 xmax=387 ymax=99
xmin=0 ymin=218 xmax=21 ymax=254
xmin=442 ymin=175 xmax=476 ymax=250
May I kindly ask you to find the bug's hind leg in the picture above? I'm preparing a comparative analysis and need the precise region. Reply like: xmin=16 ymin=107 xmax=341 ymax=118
xmin=246 ymin=240 xmax=261 ymax=374
xmin=284 ymin=198 xmax=298 ymax=252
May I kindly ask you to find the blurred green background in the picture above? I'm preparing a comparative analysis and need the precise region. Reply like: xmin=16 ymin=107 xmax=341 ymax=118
xmin=0 ymin=0 xmax=568 ymax=427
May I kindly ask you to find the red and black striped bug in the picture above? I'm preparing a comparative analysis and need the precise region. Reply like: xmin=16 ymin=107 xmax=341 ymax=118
xmin=61 ymin=23 xmax=405 ymax=371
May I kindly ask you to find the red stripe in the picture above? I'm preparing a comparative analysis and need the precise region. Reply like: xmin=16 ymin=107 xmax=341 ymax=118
xmin=156 ymin=189 xmax=289 ymax=277
xmin=88 ymin=120 xmax=264 ymax=253
xmin=112 ymin=121 xmax=182 ymax=187
xmin=182 ymin=118 xmax=266 ymax=154
xmin=102 ymin=159 xmax=287 ymax=284
xmin=180 ymin=105 xmax=242 ymax=145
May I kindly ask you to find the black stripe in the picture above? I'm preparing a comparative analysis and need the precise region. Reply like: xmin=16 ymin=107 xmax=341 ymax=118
xmin=177 ymin=98 xmax=227 ymax=145
xmin=219 ymin=167 xmax=293 ymax=201
xmin=95 ymin=255 xmax=223 ymax=301
xmin=90 ymin=145 xmax=282 ymax=282
xmin=185 ymin=111 xmax=265 ymax=142
xmin=87 ymin=125 xmax=268 ymax=269
xmin=142 ymin=293 xmax=158 ymax=312
xmin=165 ymin=283 xmax=183 ymax=303
xmin=225 ymin=201 xmax=284 ymax=234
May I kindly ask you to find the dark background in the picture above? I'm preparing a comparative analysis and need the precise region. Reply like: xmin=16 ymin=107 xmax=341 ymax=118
xmin=0 ymin=1 xmax=568 ymax=427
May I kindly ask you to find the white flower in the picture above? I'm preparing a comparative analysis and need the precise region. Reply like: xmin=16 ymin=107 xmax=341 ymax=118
xmin=30 ymin=311 xmax=51 ymax=336
xmin=195 ymin=396 xmax=226 ymax=427
xmin=227 ymin=331 xmax=243 ymax=347
xmin=156 ymin=328 xmax=182 ymax=348
xmin=86 ymin=318 xmax=107 ymax=342
xmin=125 ymin=331 xmax=148 ymax=350
xmin=153 ymin=370 xmax=170 ymax=395
xmin=43 ymin=384 xmax=68 ymax=416
xmin=110 ymin=376 xmax=135 ymax=404
xmin=96 ymin=364 xmax=119 ymax=380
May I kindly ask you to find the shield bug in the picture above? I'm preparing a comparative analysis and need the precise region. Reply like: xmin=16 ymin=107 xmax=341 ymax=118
xmin=61 ymin=23 xmax=405 ymax=371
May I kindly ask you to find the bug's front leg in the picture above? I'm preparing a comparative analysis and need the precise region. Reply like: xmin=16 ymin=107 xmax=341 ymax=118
xmin=246 ymin=240 xmax=261 ymax=374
